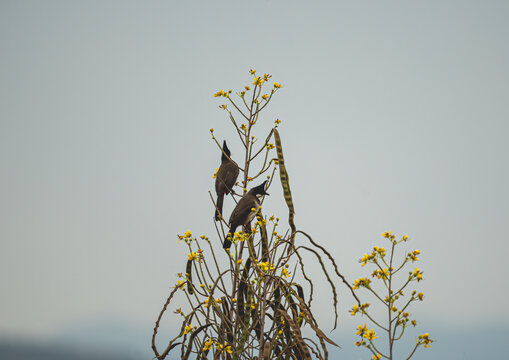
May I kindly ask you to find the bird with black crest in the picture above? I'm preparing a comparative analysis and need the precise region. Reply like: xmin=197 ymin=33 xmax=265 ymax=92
xmin=214 ymin=140 xmax=239 ymax=221
xmin=223 ymin=180 xmax=269 ymax=249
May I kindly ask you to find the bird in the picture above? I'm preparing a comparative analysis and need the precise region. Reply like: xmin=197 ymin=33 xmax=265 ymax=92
xmin=223 ymin=180 xmax=269 ymax=249
xmin=215 ymin=141 xmax=239 ymax=221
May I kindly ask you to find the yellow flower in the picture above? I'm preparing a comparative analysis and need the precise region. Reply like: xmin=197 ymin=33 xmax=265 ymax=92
xmin=356 ymin=324 xmax=368 ymax=336
xmin=372 ymin=353 xmax=382 ymax=360
xmin=374 ymin=267 xmax=390 ymax=280
xmin=408 ymin=249 xmax=420 ymax=262
xmin=249 ymin=69 xmax=256 ymax=75
xmin=203 ymin=338 xmax=214 ymax=351
xmin=418 ymin=333 xmax=433 ymax=348
xmin=413 ymin=267 xmax=423 ymax=281
xmin=219 ymin=104 xmax=227 ymax=110
xmin=359 ymin=253 xmax=371 ymax=266
xmin=352 ymin=277 xmax=371 ymax=289
xmin=274 ymin=82 xmax=282 ymax=88
xmin=210 ymin=128 xmax=214 ymax=133
xmin=275 ymin=119 xmax=281 ymax=125
xmin=188 ymin=252 xmax=198 ymax=261
xmin=354 ymin=339 xmax=366 ymax=347
xmin=350 ymin=304 xmax=359 ymax=316
xmin=360 ymin=303 xmax=370 ymax=311
xmin=183 ymin=325 xmax=193 ymax=335
xmin=175 ymin=280 xmax=186 ymax=289
xmin=375 ymin=246 xmax=386 ymax=257
xmin=244 ymin=86 xmax=250 ymax=90
xmin=383 ymin=231 xmax=396 ymax=240
xmin=281 ymin=268 xmax=290 ymax=278
xmin=213 ymin=89 xmax=227 ymax=97
xmin=363 ymin=328 xmax=379 ymax=341
xmin=236 ymin=259 xmax=243 ymax=264
xmin=253 ymin=76 xmax=264 ymax=86
xmin=417 ymin=292 xmax=424 ymax=301
xmin=262 ymin=94 xmax=268 ymax=100
xmin=403 ymin=234 xmax=408 ymax=241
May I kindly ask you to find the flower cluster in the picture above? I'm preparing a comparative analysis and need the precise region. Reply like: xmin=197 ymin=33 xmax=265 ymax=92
xmin=213 ymin=89 xmax=232 ymax=97
xmin=257 ymin=261 xmax=275 ymax=273
xmin=183 ymin=324 xmax=197 ymax=335
xmin=187 ymin=249 xmax=203 ymax=262
xmin=281 ymin=266 xmax=291 ymax=278
xmin=178 ymin=230 xmax=192 ymax=242
xmin=253 ymin=76 xmax=264 ymax=86
xmin=407 ymin=249 xmax=420 ymax=262
xmin=175 ymin=279 xmax=186 ymax=290
xmin=372 ymin=267 xmax=392 ymax=280
xmin=350 ymin=303 xmax=370 ymax=316
xmin=418 ymin=333 xmax=433 ymax=348
xmin=352 ymin=277 xmax=372 ymax=290
xmin=411 ymin=267 xmax=423 ymax=281
xmin=359 ymin=246 xmax=386 ymax=266
xmin=355 ymin=324 xmax=378 ymax=341
xmin=215 ymin=342 xmax=233 ymax=354
xmin=382 ymin=231 xmax=395 ymax=240
xmin=202 ymin=338 xmax=214 ymax=351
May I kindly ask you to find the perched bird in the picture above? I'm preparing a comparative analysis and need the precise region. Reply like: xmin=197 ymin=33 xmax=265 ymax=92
xmin=215 ymin=141 xmax=239 ymax=221
xmin=223 ymin=180 xmax=269 ymax=249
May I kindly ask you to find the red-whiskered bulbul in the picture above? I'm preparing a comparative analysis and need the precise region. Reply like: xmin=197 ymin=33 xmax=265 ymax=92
xmin=215 ymin=141 xmax=239 ymax=221
xmin=223 ymin=180 xmax=269 ymax=249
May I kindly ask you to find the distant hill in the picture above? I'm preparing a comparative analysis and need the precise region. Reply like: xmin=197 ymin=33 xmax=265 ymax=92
xmin=0 ymin=341 xmax=140 ymax=360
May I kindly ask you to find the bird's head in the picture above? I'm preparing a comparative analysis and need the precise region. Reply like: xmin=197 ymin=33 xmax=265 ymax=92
xmin=251 ymin=180 xmax=269 ymax=197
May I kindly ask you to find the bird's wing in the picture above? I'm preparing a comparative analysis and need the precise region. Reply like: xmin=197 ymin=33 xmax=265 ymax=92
xmin=223 ymin=162 xmax=239 ymax=192
xmin=229 ymin=196 xmax=256 ymax=226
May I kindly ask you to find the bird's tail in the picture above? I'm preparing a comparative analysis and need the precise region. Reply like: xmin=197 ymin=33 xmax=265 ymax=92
xmin=215 ymin=193 xmax=224 ymax=221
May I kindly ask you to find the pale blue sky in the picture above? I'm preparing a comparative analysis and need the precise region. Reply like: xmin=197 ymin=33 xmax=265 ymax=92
xmin=1 ymin=1 xmax=508 ymax=358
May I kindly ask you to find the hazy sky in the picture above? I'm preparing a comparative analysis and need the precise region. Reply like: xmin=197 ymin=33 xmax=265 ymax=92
xmin=1 ymin=1 xmax=508 ymax=358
